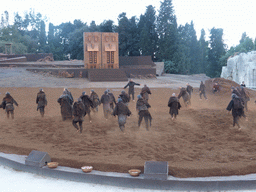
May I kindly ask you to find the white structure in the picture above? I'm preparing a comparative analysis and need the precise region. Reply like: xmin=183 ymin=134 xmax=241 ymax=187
xmin=154 ymin=62 xmax=164 ymax=76
xmin=221 ymin=51 xmax=256 ymax=88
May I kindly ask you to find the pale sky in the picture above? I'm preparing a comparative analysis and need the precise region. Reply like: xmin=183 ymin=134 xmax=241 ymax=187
xmin=1 ymin=0 xmax=256 ymax=48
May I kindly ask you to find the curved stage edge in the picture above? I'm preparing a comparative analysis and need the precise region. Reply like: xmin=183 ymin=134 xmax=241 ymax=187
xmin=1 ymin=152 xmax=256 ymax=191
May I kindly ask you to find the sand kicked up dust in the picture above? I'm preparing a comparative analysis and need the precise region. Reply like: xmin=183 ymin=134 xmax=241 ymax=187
xmin=0 ymin=79 xmax=256 ymax=178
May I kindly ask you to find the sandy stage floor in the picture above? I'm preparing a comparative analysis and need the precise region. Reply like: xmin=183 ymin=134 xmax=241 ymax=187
xmin=1 ymin=81 xmax=256 ymax=178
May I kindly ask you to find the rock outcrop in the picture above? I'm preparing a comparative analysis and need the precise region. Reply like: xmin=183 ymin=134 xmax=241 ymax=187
xmin=221 ymin=51 xmax=256 ymax=88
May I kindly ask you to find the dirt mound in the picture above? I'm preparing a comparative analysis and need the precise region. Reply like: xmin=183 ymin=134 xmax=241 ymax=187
xmin=0 ymin=86 xmax=256 ymax=178
xmin=205 ymin=78 xmax=240 ymax=94
xmin=37 ymin=56 xmax=54 ymax=62
xmin=205 ymin=78 xmax=256 ymax=98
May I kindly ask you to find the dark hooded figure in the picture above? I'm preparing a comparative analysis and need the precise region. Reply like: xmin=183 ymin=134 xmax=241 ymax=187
xmin=140 ymin=84 xmax=151 ymax=102
xmin=57 ymin=90 xmax=73 ymax=121
xmin=36 ymin=88 xmax=47 ymax=117
xmin=199 ymin=81 xmax=207 ymax=100
xmin=231 ymin=86 xmax=242 ymax=97
xmin=80 ymin=91 xmax=94 ymax=122
xmin=107 ymin=89 xmax=116 ymax=110
xmin=186 ymin=83 xmax=193 ymax=99
xmin=168 ymin=93 xmax=181 ymax=120
xmin=100 ymin=90 xmax=112 ymax=120
xmin=90 ymin=89 xmax=100 ymax=112
xmin=64 ymin=88 xmax=74 ymax=104
xmin=226 ymin=93 xmax=247 ymax=129
xmin=2 ymin=92 xmax=18 ymax=119
xmin=238 ymin=86 xmax=250 ymax=111
xmin=178 ymin=87 xmax=191 ymax=107
xmin=136 ymin=94 xmax=152 ymax=130
xmin=119 ymin=90 xmax=130 ymax=106
xmin=72 ymin=98 xmax=86 ymax=133
xmin=112 ymin=98 xmax=131 ymax=131
xmin=124 ymin=79 xmax=140 ymax=101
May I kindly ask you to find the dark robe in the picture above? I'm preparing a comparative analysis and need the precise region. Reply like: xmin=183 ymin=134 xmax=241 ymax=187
xmin=113 ymin=102 xmax=131 ymax=131
xmin=80 ymin=95 xmax=94 ymax=115
xmin=36 ymin=91 xmax=47 ymax=110
xmin=168 ymin=96 xmax=181 ymax=116
xmin=186 ymin=85 xmax=193 ymax=97
xmin=101 ymin=93 xmax=111 ymax=119
xmin=90 ymin=92 xmax=100 ymax=109
xmin=73 ymin=101 xmax=86 ymax=122
xmin=140 ymin=86 xmax=151 ymax=101
xmin=178 ymin=87 xmax=190 ymax=107
xmin=119 ymin=92 xmax=130 ymax=104
xmin=57 ymin=94 xmax=73 ymax=120
xmin=2 ymin=95 xmax=18 ymax=112
xmin=199 ymin=83 xmax=206 ymax=93
xmin=108 ymin=92 xmax=116 ymax=109
xmin=113 ymin=102 xmax=131 ymax=116
xmin=124 ymin=81 xmax=140 ymax=94
xmin=232 ymin=89 xmax=242 ymax=97
xmin=226 ymin=99 xmax=245 ymax=118
xmin=72 ymin=101 xmax=86 ymax=133
xmin=226 ymin=98 xmax=246 ymax=128
xmin=136 ymin=98 xmax=152 ymax=129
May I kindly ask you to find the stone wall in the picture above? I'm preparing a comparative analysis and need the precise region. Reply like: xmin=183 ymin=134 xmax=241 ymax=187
xmin=221 ymin=51 xmax=256 ymax=88
xmin=0 ymin=53 xmax=53 ymax=62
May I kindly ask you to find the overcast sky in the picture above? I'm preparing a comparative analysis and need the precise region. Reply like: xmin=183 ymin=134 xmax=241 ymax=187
xmin=1 ymin=0 xmax=256 ymax=48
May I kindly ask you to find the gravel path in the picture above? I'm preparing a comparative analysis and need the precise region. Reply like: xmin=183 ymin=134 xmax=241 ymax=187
xmin=0 ymin=67 xmax=210 ymax=88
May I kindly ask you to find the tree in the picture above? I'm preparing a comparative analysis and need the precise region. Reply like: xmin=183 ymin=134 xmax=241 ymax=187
xmin=73 ymin=19 xmax=84 ymax=30
xmin=138 ymin=5 xmax=158 ymax=60
xmin=198 ymin=29 xmax=209 ymax=73
xmin=221 ymin=32 xmax=255 ymax=68
xmin=240 ymin=32 xmax=248 ymax=44
xmin=254 ymin=38 xmax=256 ymax=50
xmin=68 ymin=25 xmax=89 ymax=60
xmin=99 ymin=20 xmax=115 ymax=32
xmin=127 ymin=16 xmax=140 ymax=56
xmin=187 ymin=21 xmax=201 ymax=74
xmin=207 ymin=28 xmax=226 ymax=77
xmin=89 ymin=21 xmax=98 ymax=32
xmin=39 ymin=20 xmax=46 ymax=52
xmin=118 ymin=12 xmax=131 ymax=56
xmin=156 ymin=0 xmax=178 ymax=62
xmin=1 ymin=11 xmax=9 ymax=28
xmin=13 ymin=13 xmax=23 ymax=32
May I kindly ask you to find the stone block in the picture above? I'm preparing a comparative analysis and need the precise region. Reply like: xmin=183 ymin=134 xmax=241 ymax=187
xmin=144 ymin=161 xmax=168 ymax=180
xmin=25 ymin=150 xmax=51 ymax=168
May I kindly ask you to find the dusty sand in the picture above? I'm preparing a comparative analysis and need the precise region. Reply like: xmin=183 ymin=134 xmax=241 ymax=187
xmin=1 ymin=68 xmax=256 ymax=178
xmin=1 ymin=86 xmax=256 ymax=178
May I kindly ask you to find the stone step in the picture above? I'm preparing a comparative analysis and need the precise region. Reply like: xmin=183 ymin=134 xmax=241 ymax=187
xmin=88 ymin=69 xmax=128 ymax=82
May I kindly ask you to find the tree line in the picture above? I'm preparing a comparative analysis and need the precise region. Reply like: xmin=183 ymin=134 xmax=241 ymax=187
xmin=1 ymin=0 xmax=256 ymax=78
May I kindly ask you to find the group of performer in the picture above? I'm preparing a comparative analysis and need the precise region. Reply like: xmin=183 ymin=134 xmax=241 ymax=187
xmin=0 ymin=79 xmax=251 ymax=132
xmin=56 ymin=79 xmax=153 ymax=133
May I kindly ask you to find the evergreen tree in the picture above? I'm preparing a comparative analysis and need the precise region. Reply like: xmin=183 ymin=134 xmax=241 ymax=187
xmin=68 ymin=25 xmax=89 ymax=60
xmin=198 ymin=29 xmax=209 ymax=74
xmin=13 ymin=13 xmax=23 ymax=32
xmin=39 ymin=20 xmax=46 ymax=52
xmin=156 ymin=0 xmax=178 ymax=62
xmin=89 ymin=21 xmax=98 ymax=32
xmin=174 ymin=23 xmax=191 ymax=74
xmin=187 ymin=21 xmax=200 ymax=74
xmin=207 ymin=28 xmax=226 ymax=77
xmin=118 ymin=12 xmax=131 ymax=56
xmin=138 ymin=5 xmax=158 ymax=60
xmin=99 ymin=20 xmax=115 ymax=32
xmin=127 ymin=16 xmax=140 ymax=56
